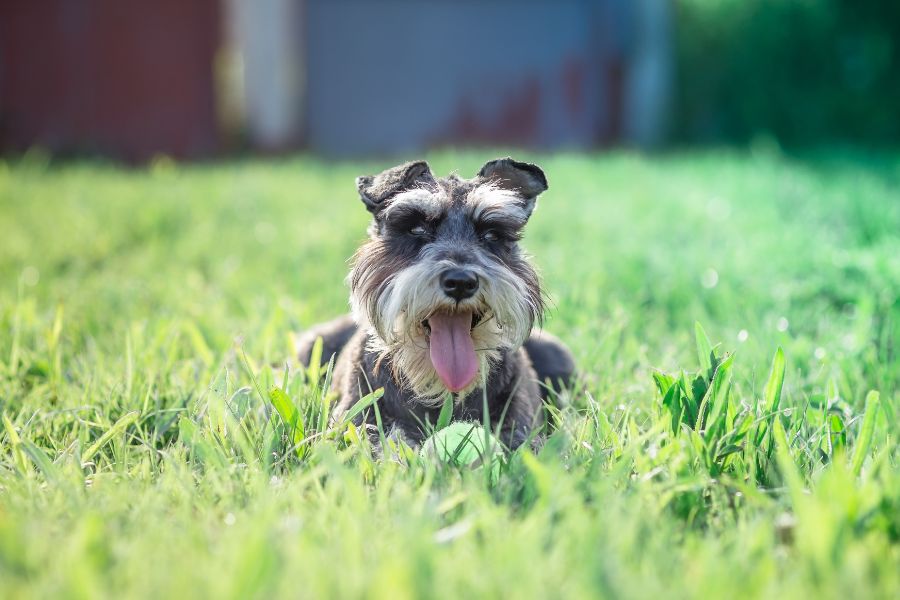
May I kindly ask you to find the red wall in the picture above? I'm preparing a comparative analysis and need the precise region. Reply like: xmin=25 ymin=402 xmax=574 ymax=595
xmin=0 ymin=1 xmax=221 ymax=161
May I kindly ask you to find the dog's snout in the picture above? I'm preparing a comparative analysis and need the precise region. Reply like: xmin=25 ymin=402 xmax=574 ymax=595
xmin=440 ymin=268 xmax=479 ymax=301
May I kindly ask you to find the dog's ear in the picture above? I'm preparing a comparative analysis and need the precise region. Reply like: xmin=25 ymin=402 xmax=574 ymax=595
xmin=356 ymin=160 xmax=436 ymax=214
xmin=477 ymin=157 xmax=548 ymax=215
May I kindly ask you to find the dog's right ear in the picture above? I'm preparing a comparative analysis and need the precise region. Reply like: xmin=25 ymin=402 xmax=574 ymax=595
xmin=356 ymin=160 xmax=436 ymax=214
xmin=477 ymin=157 xmax=548 ymax=217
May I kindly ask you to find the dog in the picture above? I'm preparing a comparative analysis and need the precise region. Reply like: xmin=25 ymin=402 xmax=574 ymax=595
xmin=297 ymin=157 xmax=574 ymax=449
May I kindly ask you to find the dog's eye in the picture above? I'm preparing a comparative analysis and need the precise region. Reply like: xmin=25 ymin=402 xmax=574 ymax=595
xmin=481 ymin=229 xmax=500 ymax=242
xmin=410 ymin=224 xmax=429 ymax=237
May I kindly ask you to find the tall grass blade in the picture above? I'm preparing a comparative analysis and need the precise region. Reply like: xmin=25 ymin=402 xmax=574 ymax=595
xmin=694 ymin=322 xmax=713 ymax=374
xmin=2 ymin=413 xmax=29 ymax=474
xmin=652 ymin=371 xmax=676 ymax=397
xmin=702 ymin=353 xmax=734 ymax=440
xmin=8 ymin=277 xmax=23 ymax=374
xmin=178 ymin=416 xmax=198 ymax=446
xmin=82 ymin=411 xmax=140 ymax=464
xmin=269 ymin=387 xmax=306 ymax=456
xmin=763 ymin=347 xmax=785 ymax=414
xmin=436 ymin=393 xmax=454 ymax=432
xmin=21 ymin=441 xmax=59 ymax=481
xmin=756 ymin=347 xmax=785 ymax=448
xmin=183 ymin=321 xmax=214 ymax=366
xmin=307 ymin=336 xmax=324 ymax=386
xmin=772 ymin=418 xmax=805 ymax=501
xmin=239 ymin=349 xmax=268 ymax=406
xmin=851 ymin=390 xmax=880 ymax=476
xmin=337 ymin=388 xmax=384 ymax=425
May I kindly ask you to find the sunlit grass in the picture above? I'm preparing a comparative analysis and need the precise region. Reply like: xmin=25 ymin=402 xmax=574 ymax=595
xmin=0 ymin=149 xmax=898 ymax=598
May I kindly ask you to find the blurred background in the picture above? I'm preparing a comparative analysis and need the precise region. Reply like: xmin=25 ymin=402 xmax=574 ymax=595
xmin=1 ymin=0 xmax=897 ymax=161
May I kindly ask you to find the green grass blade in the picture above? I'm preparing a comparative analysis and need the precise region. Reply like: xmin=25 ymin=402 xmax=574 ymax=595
xmin=317 ymin=354 xmax=337 ymax=435
xmin=756 ymin=347 xmax=786 ymax=448
xmin=337 ymin=388 xmax=384 ymax=425
xmin=82 ymin=411 xmax=140 ymax=465
xmin=652 ymin=371 xmax=676 ymax=397
xmin=239 ymin=349 xmax=269 ymax=407
xmin=763 ymin=347 xmax=785 ymax=414
xmin=20 ymin=441 xmax=59 ymax=481
xmin=694 ymin=322 xmax=713 ymax=374
xmin=772 ymin=418 xmax=805 ymax=501
xmin=269 ymin=387 xmax=305 ymax=446
xmin=178 ymin=416 xmax=198 ymax=446
xmin=436 ymin=393 xmax=454 ymax=432
xmin=183 ymin=321 xmax=214 ymax=366
xmin=679 ymin=373 xmax=698 ymax=425
xmin=850 ymin=390 xmax=880 ymax=476
xmin=306 ymin=336 xmax=324 ymax=386
xmin=2 ymin=413 xmax=29 ymax=475
xmin=8 ymin=277 xmax=23 ymax=374
xmin=703 ymin=353 xmax=734 ymax=441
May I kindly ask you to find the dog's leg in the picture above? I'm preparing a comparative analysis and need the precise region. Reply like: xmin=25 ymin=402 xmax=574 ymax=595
xmin=296 ymin=314 xmax=358 ymax=368
xmin=498 ymin=399 xmax=540 ymax=450
xmin=489 ymin=349 xmax=544 ymax=450
xmin=523 ymin=331 xmax=576 ymax=399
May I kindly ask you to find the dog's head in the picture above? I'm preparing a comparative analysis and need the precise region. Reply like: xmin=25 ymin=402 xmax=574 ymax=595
xmin=349 ymin=158 xmax=547 ymax=401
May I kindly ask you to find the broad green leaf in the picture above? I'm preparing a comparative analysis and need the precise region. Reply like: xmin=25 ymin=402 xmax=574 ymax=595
xmin=652 ymin=371 xmax=676 ymax=397
xmin=662 ymin=383 xmax=684 ymax=432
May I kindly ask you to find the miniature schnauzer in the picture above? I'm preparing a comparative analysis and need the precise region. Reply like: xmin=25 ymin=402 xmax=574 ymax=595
xmin=297 ymin=157 xmax=574 ymax=449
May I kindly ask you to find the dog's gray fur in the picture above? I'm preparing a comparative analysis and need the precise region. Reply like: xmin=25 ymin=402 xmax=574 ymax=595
xmin=297 ymin=158 xmax=574 ymax=449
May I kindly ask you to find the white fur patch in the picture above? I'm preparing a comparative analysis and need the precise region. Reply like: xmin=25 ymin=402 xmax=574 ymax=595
xmin=382 ymin=188 xmax=444 ymax=220
xmin=466 ymin=184 xmax=530 ymax=224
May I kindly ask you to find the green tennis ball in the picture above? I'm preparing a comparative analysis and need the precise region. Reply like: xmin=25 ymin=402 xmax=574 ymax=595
xmin=420 ymin=422 xmax=504 ymax=480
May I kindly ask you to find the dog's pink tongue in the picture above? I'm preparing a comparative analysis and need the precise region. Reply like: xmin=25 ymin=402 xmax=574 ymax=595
xmin=428 ymin=312 xmax=478 ymax=392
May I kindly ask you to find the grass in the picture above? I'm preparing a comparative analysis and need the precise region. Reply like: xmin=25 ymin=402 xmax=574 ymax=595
xmin=0 ymin=148 xmax=898 ymax=598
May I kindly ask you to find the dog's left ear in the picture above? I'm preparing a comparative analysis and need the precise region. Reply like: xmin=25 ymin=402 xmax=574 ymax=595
xmin=356 ymin=160 xmax=436 ymax=215
xmin=477 ymin=157 xmax=548 ymax=216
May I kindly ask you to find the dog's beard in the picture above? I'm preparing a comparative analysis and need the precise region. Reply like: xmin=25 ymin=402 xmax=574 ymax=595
xmin=350 ymin=251 xmax=542 ymax=405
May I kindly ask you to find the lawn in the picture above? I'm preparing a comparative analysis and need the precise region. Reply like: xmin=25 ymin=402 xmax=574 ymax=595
xmin=1 ymin=149 xmax=898 ymax=598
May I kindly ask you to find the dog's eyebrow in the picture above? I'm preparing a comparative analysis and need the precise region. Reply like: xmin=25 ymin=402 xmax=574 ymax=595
xmin=474 ymin=214 xmax=526 ymax=232
xmin=466 ymin=185 xmax=529 ymax=224
xmin=382 ymin=188 xmax=444 ymax=220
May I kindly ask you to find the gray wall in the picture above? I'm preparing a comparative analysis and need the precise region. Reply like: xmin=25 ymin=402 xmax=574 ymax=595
xmin=229 ymin=0 xmax=672 ymax=156
xmin=304 ymin=0 xmax=636 ymax=156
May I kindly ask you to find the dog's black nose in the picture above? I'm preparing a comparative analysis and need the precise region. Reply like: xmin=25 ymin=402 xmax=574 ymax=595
xmin=440 ymin=268 xmax=479 ymax=301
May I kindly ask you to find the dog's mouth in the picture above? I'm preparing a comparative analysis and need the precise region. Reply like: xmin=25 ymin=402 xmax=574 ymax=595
xmin=421 ymin=310 xmax=483 ymax=393
xmin=421 ymin=311 xmax=482 ymax=335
